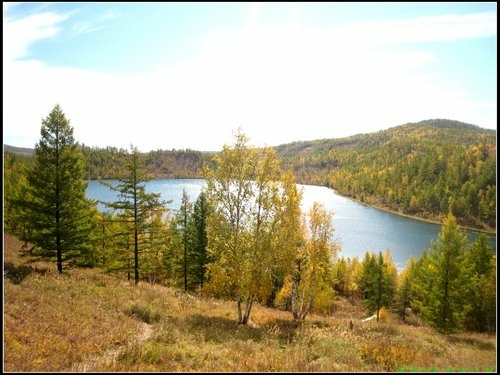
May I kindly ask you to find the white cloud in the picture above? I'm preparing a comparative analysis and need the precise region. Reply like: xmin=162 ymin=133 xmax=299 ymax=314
xmin=3 ymin=8 xmax=496 ymax=152
xmin=68 ymin=8 xmax=118 ymax=38
xmin=3 ymin=11 xmax=69 ymax=61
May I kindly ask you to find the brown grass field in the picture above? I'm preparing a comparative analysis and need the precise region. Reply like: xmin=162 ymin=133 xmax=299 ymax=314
xmin=3 ymin=234 xmax=497 ymax=372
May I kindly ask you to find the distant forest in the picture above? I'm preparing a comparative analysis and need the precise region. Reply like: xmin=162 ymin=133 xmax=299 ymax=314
xmin=79 ymin=146 xmax=214 ymax=180
xmin=4 ymin=119 xmax=496 ymax=230
xmin=275 ymin=119 xmax=496 ymax=230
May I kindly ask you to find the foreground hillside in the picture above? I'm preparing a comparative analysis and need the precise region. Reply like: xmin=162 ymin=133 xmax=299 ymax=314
xmin=4 ymin=235 xmax=496 ymax=372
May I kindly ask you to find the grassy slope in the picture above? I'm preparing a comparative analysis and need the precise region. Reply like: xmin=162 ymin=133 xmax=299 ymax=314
xmin=3 ymin=234 xmax=497 ymax=372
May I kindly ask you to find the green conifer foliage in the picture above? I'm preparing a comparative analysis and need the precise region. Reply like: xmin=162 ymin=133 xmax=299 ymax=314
xmin=101 ymin=146 xmax=167 ymax=284
xmin=358 ymin=250 xmax=396 ymax=321
xmin=22 ymin=105 xmax=97 ymax=273
xmin=189 ymin=191 xmax=212 ymax=290
xmin=418 ymin=214 xmax=470 ymax=332
xmin=464 ymin=234 xmax=496 ymax=332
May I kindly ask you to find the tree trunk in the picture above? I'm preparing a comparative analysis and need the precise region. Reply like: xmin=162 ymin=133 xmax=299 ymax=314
xmin=55 ymin=128 xmax=63 ymax=274
xmin=376 ymin=261 xmax=382 ymax=322
xmin=55 ymin=178 xmax=62 ymax=272
xmin=237 ymin=297 xmax=243 ymax=324
xmin=402 ymin=301 xmax=407 ymax=322
xmin=184 ymin=239 xmax=187 ymax=291
xmin=134 ymin=226 xmax=139 ymax=285
xmin=134 ymin=188 xmax=139 ymax=285
xmin=237 ymin=295 xmax=255 ymax=325
xmin=301 ymin=273 xmax=316 ymax=320
xmin=291 ymin=274 xmax=300 ymax=319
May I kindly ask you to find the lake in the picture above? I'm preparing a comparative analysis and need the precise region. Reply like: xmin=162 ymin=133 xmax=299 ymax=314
xmin=86 ymin=178 xmax=496 ymax=270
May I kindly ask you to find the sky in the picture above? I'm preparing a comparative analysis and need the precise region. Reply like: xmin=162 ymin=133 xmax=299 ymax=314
xmin=3 ymin=2 xmax=497 ymax=152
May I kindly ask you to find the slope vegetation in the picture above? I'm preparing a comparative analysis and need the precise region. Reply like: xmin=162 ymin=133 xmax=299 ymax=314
xmin=4 ymin=234 xmax=496 ymax=372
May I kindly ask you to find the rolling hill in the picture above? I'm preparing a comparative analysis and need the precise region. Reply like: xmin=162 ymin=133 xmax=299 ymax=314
xmin=275 ymin=119 xmax=496 ymax=230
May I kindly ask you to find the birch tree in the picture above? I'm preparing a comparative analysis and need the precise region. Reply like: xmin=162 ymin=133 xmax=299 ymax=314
xmin=205 ymin=131 xmax=303 ymax=325
xmin=291 ymin=202 xmax=339 ymax=320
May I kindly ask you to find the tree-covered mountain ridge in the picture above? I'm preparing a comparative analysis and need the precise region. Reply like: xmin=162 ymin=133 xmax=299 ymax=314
xmin=275 ymin=119 xmax=496 ymax=231
xmin=4 ymin=119 xmax=496 ymax=231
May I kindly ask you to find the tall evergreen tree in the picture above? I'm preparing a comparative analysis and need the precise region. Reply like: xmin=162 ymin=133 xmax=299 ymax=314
xmin=464 ymin=234 xmax=496 ymax=332
xmin=101 ymin=146 xmax=166 ymax=284
xmin=420 ymin=213 xmax=470 ymax=332
xmin=177 ymin=189 xmax=193 ymax=291
xmin=396 ymin=256 xmax=416 ymax=322
xmin=189 ymin=191 xmax=211 ymax=290
xmin=358 ymin=250 xmax=396 ymax=321
xmin=20 ymin=104 xmax=96 ymax=273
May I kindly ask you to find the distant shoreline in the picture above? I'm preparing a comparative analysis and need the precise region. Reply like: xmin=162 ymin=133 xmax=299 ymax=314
xmin=305 ymin=183 xmax=496 ymax=236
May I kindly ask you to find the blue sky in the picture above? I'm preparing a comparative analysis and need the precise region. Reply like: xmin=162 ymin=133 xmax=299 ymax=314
xmin=3 ymin=2 xmax=497 ymax=151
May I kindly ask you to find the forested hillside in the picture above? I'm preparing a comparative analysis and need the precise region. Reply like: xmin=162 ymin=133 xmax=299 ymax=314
xmin=275 ymin=119 xmax=496 ymax=231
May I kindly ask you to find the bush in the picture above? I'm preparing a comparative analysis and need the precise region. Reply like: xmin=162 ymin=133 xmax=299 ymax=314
xmin=124 ymin=304 xmax=162 ymax=324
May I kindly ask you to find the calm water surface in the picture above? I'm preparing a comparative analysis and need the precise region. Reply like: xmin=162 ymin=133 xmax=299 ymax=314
xmin=86 ymin=179 xmax=496 ymax=270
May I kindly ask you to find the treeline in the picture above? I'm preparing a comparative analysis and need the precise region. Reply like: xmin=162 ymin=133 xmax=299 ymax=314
xmin=332 ymin=214 xmax=496 ymax=333
xmin=5 ymin=145 xmax=212 ymax=183
xmin=4 ymin=106 xmax=495 ymax=334
xmin=275 ymin=119 xmax=496 ymax=230
xmin=79 ymin=145 xmax=213 ymax=180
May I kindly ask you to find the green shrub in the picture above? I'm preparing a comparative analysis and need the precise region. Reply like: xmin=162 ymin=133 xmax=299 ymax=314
xmin=124 ymin=304 xmax=162 ymax=324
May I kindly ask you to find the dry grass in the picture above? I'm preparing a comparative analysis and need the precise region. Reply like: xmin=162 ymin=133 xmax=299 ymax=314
xmin=3 ymin=234 xmax=497 ymax=372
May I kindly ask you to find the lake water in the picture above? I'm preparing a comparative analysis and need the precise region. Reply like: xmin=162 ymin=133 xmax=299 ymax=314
xmin=86 ymin=178 xmax=496 ymax=270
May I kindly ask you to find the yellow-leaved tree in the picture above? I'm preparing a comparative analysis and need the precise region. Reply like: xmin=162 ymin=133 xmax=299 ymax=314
xmin=204 ymin=131 xmax=303 ymax=325
xmin=290 ymin=202 xmax=340 ymax=320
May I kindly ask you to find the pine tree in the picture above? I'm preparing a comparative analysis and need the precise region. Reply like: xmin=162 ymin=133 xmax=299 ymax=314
xmin=20 ymin=104 xmax=96 ymax=273
xmin=101 ymin=146 xmax=166 ymax=284
xmin=464 ymin=234 xmax=496 ymax=332
xmin=396 ymin=256 xmax=416 ymax=321
xmin=358 ymin=250 xmax=396 ymax=321
xmin=420 ymin=213 xmax=470 ymax=332
xmin=177 ymin=189 xmax=193 ymax=291
xmin=189 ymin=191 xmax=211 ymax=290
